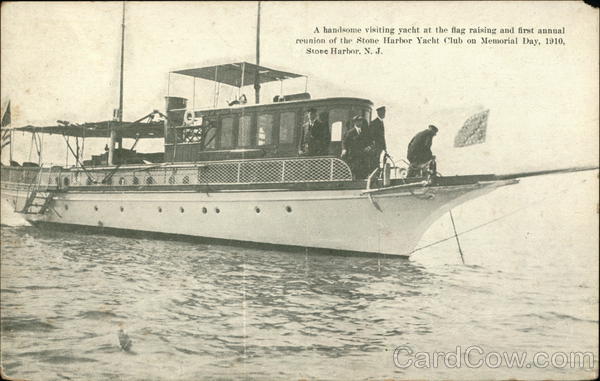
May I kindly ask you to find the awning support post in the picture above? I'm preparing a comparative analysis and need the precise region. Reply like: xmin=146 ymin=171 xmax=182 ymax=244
xmin=192 ymin=77 xmax=196 ymax=112
xmin=9 ymin=129 xmax=13 ymax=163
xmin=65 ymin=136 xmax=69 ymax=167
xmin=213 ymin=66 xmax=219 ymax=108
xmin=254 ymin=1 xmax=261 ymax=104
xmin=240 ymin=62 xmax=246 ymax=99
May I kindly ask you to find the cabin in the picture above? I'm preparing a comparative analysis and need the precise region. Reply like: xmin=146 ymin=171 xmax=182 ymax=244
xmin=164 ymin=62 xmax=373 ymax=162
xmin=165 ymin=97 xmax=373 ymax=162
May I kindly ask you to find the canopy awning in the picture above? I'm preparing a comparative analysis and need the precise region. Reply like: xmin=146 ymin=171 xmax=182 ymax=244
xmin=172 ymin=62 xmax=304 ymax=87
xmin=11 ymin=120 xmax=164 ymax=139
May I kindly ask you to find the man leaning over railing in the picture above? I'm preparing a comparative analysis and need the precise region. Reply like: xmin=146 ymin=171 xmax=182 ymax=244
xmin=406 ymin=124 xmax=438 ymax=178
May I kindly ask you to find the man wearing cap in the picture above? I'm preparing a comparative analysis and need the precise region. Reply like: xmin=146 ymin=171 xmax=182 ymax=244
xmin=341 ymin=116 xmax=371 ymax=179
xmin=407 ymin=125 xmax=438 ymax=177
xmin=368 ymin=106 xmax=387 ymax=171
xmin=301 ymin=108 xmax=330 ymax=156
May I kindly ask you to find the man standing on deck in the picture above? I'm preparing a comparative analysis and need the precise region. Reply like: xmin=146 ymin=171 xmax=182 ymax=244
xmin=368 ymin=106 xmax=387 ymax=172
xmin=341 ymin=116 xmax=371 ymax=179
xmin=301 ymin=108 xmax=330 ymax=156
xmin=407 ymin=125 xmax=438 ymax=177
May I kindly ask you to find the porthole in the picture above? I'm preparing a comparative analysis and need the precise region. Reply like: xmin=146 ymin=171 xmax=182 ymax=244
xmin=132 ymin=176 xmax=140 ymax=185
xmin=255 ymin=207 xmax=261 ymax=214
xmin=202 ymin=207 xmax=207 ymax=214
xmin=120 ymin=206 xmax=124 ymax=212
xmin=119 ymin=177 xmax=126 ymax=185
xmin=145 ymin=176 xmax=155 ymax=185
xmin=182 ymin=175 xmax=190 ymax=184
xmin=94 ymin=205 xmax=99 ymax=211
xmin=64 ymin=204 xmax=69 ymax=211
xmin=158 ymin=206 xmax=162 ymax=213
xmin=168 ymin=176 xmax=176 ymax=185
xmin=215 ymin=207 xmax=220 ymax=214
xmin=179 ymin=207 xmax=185 ymax=213
xmin=63 ymin=177 xmax=70 ymax=187
xmin=286 ymin=206 xmax=292 ymax=213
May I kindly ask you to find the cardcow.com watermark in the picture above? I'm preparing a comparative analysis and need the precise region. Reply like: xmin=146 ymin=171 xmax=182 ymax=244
xmin=393 ymin=345 xmax=597 ymax=369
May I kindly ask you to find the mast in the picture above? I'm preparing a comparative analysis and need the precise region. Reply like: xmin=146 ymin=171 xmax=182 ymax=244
xmin=109 ymin=1 xmax=125 ymax=165
xmin=118 ymin=2 xmax=125 ymax=140
xmin=253 ymin=1 xmax=261 ymax=104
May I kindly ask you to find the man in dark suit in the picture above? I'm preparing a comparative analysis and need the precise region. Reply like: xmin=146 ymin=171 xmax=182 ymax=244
xmin=341 ymin=116 xmax=372 ymax=179
xmin=368 ymin=106 xmax=387 ymax=171
xmin=301 ymin=108 xmax=330 ymax=156
xmin=407 ymin=125 xmax=438 ymax=177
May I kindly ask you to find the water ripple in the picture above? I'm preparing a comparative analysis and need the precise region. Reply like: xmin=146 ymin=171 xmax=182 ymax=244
xmin=2 ymin=172 xmax=599 ymax=381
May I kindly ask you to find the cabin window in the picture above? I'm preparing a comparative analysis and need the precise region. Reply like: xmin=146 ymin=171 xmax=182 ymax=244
xmin=331 ymin=121 xmax=343 ymax=142
xmin=329 ymin=108 xmax=350 ymax=142
xmin=220 ymin=117 xmax=234 ymax=148
xmin=181 ymin=126 xmax=202 ymax=143
xmin=257 ymin=114 xmax=274 ymax=146
xmin=237 ymin=115 xmax=252 ymax=147
xmin=279 ymin=112 xmax=296 ymax=144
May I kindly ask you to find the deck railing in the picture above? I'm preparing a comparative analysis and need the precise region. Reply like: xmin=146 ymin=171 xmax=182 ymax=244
xmin=1 ymin=166 xmax=62 ymax=190
xmin=1 ymin=167 xmax=38 ymax=184
xmin=1 ymin=157 xmax=354 ymax=189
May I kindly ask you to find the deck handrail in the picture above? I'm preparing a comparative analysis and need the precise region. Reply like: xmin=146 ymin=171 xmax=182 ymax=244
xmin=1 ymin=157 xmax=354 ymax=188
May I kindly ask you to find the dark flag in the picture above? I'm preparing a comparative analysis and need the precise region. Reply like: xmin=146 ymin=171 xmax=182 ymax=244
xmin=1 ymin=101 xmax=11 ymax=150
xmin=454 ymin=109 xmax=489 ymax=147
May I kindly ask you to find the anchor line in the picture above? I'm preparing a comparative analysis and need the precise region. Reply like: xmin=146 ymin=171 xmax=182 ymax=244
xmin=400 ymin=171 xmax=596 ymax=258
xmin=405 ymin=198 xmax=548 ymax=257
xmin=449 ymin=209 xmax=465 ymax=264
xmin=401 ymin=176 xmax=583 ymax=258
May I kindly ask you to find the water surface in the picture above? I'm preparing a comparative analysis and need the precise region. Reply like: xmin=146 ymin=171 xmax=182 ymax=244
xmin=1 ymin=172 xmax=598 ymax=380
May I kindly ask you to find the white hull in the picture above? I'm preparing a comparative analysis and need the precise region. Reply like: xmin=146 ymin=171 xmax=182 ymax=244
xmin=1 ymin=181 xmax=514 ymax=256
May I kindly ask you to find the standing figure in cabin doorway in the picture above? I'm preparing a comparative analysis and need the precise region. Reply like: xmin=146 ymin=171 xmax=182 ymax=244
xmin=341 ymin=116 xmax=372 ymax=179
xmin=368 ymin=106 xmax=387 ymax=172
xmin=301 ymin=108 xmax=330 ymax=156
xmin=407 ymin=124 xmax=439 ymax=178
